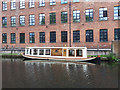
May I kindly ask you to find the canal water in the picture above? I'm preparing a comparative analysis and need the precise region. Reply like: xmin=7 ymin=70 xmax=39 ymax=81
xmin=2 ymin=58 xmax=119 ymax=88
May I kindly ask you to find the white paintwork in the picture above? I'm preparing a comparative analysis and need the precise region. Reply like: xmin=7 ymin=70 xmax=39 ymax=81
xmin=75 ymin=49 xmax=76 ymax=57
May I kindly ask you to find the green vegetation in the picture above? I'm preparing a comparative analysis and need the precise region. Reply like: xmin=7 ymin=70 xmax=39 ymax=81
xmin=105 ymin=53 xmax=120 ymax=62
xmin=88 ymin=53 xmax=120 ymax=62
xmin=87 ymin=55 xmax=108 ymax=57
xmin=1 ymin=53 xmax=20 ymax=55
xmin=1 ymin=53 xmax=23 ymax=58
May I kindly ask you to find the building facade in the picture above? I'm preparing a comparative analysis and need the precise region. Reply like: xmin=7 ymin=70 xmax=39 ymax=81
xmin=1 ymin=0 xmax=120 ymax=50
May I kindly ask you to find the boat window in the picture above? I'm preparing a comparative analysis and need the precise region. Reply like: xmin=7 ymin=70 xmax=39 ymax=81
xmin=30 ymin=49 xmax=32 ymax=55
xmin=39 ymin=49 xmax=44 ymax=55
xmin=27 ymin=49 xmax=29 ymax=54
xmin=46 ymin=49 xmax=50 ymax=55
xmin=33 ymin=49 xmax=37 ymax=55
xmin=69 ymin=49 xmax=74 ymax=56
xmin=76 ymin=49 xmax=82 ymax=56
xmin=55 ymin=49 xmax=58 ymax=52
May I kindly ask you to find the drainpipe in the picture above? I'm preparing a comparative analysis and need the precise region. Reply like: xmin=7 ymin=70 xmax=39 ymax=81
xmin=69 ymin=0 xmax=72 ymax=47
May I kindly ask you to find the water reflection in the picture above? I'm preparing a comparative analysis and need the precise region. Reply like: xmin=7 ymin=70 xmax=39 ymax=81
xmin=2 ymin=58 xmax=118 ymax=88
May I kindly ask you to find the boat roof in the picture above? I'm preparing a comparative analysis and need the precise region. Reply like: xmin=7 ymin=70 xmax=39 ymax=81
xmin=26 ymin=47 xmax=87 ymax=49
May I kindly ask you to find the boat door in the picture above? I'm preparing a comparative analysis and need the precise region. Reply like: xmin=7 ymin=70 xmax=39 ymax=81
xmin=63 ymin=49 xmax=67 ymax=56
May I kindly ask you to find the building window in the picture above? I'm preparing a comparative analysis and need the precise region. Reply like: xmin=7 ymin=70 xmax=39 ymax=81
xmin=29 ymin=32 xmax=35 ymax=43
xmin=114 ymin=6 xmax=120 ymax=20
xmin=61 ymin=0 xmax=67 ymax=4
xmin=20 ymin=0 xmax=25 ymax=9
xmin=2 ymin=33 xmax=7 ymax=43
xmin=50 ymin=0 xmax=56 ymax=5
xmin=2 ymin=1 xmax=7 ymax=11
xmin=85 ymin=9 xmax=93 ymax=22
xmin=73 ymin=0 xmax=79 ymax=2
xmin=39 ymin=0 xmax=45 ymax=7
xmin=73 ymin=30 xmax=80 ymax=42
xmin=20 ymin=33 xmax=25 ymax=43
xmin=39 ymin=14 xmax=45 ymax=25
xmin=61 ymin=11 xmax=68 ymax=23
xmin=61 ymin=31 xmax=67 ymax=42
xmin=50 ymin=32 xmax=56 ymax=43
xmin=29 ymin=0 xmax=34 ymax=8
xmin=11 ymin=33 xmax=16 ymax=43
xmin=39 ymin=32 xmax=45 ymax=43
xmin=50 ymin=13 xmax=56 ymax=24
xmin=73 ymin=10 xmax=80 ymax=23
xmin=11 ymin=16 xmax=16 ymax=27
xmin=114 ymin=28 xmax=120 ymax=40
xmin=2 ymin=17 xmax=7 ymax=27
xmin=99 ymin=8 xmax=108 ymax=21
xmin=86 ymin=30 xmax=93 ymax=42
xmin=100 ymin=29 xmax=108 ymax=42
xmin=20 ymin=15 xmax=25 ymax=26
xmin=11 ymin=0 xmax=16 ymax=10
xmin=29 ymin=15 xmax=35 ymax=26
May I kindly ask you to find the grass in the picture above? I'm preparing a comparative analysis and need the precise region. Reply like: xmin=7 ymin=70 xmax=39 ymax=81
xmin=87 ymin=55 xmax=108 ymax=57
xmin=1 ymin=53 xmax=23 ymax=58
xmin=1 ymin=53 xmax=20 ymax=55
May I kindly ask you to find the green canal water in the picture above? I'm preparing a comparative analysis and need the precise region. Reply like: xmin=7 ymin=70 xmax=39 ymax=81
xmin=2 ymin=58 xmax=119 ymax=88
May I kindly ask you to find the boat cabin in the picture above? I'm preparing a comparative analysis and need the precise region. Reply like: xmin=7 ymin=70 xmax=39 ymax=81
xmin=25 ymin=47 xmax=87 ymax=58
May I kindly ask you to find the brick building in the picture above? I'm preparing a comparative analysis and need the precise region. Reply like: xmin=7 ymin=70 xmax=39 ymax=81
xmin=1 ymin=0 xmax=120 ymax=50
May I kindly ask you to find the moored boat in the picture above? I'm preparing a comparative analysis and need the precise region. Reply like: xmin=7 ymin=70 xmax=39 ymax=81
xmin=22 ymin=47 xmax=97 ymax=62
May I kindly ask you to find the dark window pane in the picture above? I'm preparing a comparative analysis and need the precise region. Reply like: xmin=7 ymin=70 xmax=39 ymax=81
xmin=86 ymin=30 xmax=93 ymax=42
xmin=103 ymin=11 xmax=107 ymax=17
xmin=11 ymin=33 xmax=16 ymax=43
xmin=114 ymin=28 xmax=120 ymax=40
xmin=20 ymin=33 xmax=25 ymax=43
xmin=39 ymin=32 xmax=45 ymax=43
xmin=61 ymin=12 xmax=67 ymax=23
xmin=61 ymin=31 xmax=67 ymax=42
xmin=29 ymin=32 xmax=35 ymax=43
xmin=50 ymin=13 xmax=56 ymax=24
xmin=100 ymin=29 xmax=108 ymax=42
xmin=50 ymin=32 xmax=56 ymax=43
xmin=73 ymin=30 xmax=80 ymax=42
xmin=2 ymin=33 xmax=7 ymax=43
xmin=2 ymin=17 xmax=7 ymax=27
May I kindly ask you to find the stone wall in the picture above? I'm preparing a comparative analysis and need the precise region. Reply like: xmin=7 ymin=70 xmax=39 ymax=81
xmin=112 ymin=40 xmax=120 ymax=58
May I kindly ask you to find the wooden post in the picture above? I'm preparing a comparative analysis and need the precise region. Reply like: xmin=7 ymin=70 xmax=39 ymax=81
xmin=38 ymin=49 xmax=39 ymax=55
xmin=75 ymin=49 xmax=76 ymax=57
xmin=32 ymin=49 xmax=34 ymax=55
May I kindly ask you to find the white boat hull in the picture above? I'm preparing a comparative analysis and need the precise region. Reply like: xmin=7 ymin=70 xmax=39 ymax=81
xmin=22 ymin=54 xmax=97 ymax=62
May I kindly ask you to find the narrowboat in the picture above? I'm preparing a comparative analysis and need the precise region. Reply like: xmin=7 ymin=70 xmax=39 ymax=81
xmin=22 ymin=47 xmax=96 ymax=62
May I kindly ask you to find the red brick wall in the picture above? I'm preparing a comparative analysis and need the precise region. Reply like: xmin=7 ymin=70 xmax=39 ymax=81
xmin=1 ymin=1 xmax=120 ymax=49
